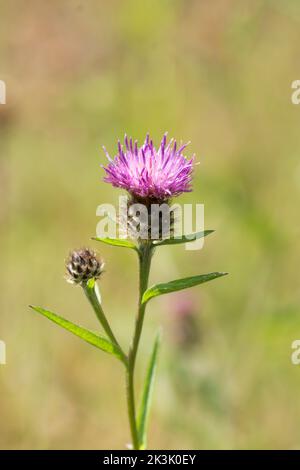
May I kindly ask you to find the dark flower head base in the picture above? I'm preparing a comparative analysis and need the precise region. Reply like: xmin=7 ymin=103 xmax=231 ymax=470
xmin=66 ymin=248 xmax=104 ymax=285
xmin=102 ymin=133 xmax=194 ymax=203
xmin=123 ymin=198 xmax=176 ymax=242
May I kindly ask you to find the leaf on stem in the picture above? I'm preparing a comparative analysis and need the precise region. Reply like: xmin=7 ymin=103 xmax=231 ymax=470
xmin=142 ymin=272 xmax=228 ymax=304
xmin=92 ymin=237 xmax=137 ymax=250
xmin=153 ymin=230 xmax=214 ymax=246
xmin=29 ymin=305 xmax=125 ymax=362
xmin=137 ymin=330 xmax=161 ymax=449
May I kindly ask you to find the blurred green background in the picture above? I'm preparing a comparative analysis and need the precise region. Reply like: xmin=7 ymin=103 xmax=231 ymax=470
xmin=1 ymin=0 xmax=300 ymax=449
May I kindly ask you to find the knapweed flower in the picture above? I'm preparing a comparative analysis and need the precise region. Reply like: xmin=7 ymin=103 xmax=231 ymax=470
xmin=32 ymin=129 xmax=226 ymax=451
xmin=102 ymin=133 xmax=194 ymax=202
xmin=66 ymin=248 xmax=104 ymax=285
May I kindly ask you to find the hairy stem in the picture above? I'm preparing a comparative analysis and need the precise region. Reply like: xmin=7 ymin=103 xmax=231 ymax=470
xmin=126 ymin=242 xmax=153 ymax=449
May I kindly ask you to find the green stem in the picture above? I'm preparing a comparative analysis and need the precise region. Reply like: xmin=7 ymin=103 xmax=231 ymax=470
xmin=125 ymin=364 xmax=139 ymax=449
xmin=83 ymin=280 xmax=127 ymax=363
xmin=126 ymin=242 xmax=153 ymax=450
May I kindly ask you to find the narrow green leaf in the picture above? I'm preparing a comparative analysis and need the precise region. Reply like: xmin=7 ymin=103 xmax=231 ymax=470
xmin=137 ymin=331 xmax=161 ymax=449
xmin=142 ymin=272 xmax=228 ymax=304
xmin=92 ymin=237 xmax=137 ymax=250
xmin=153 ymin=230 xmax=214 ymax=246
xmin=29 ymin=305 xmax=125 ymax=362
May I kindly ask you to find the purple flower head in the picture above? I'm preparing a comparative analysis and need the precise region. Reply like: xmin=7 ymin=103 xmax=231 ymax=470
xmin=102 ymin=133 xmax=195 ymax=201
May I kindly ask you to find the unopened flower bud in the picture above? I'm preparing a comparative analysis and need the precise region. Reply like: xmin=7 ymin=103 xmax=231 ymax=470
xmin=66 ymin=248 xmax=104 ymax=285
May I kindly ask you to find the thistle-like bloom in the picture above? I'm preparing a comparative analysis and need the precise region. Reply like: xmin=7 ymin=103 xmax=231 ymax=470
xmin=102 ymin=133 xmax=194 ymax=202
xmin=66 ymin=248 xmax=104 ymax=285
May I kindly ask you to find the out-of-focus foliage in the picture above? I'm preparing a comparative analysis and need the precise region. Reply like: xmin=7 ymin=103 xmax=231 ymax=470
xmin=1 ymin=0 xmax=300 ymax=449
